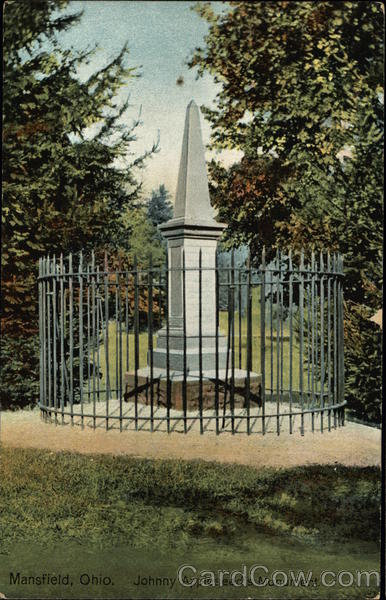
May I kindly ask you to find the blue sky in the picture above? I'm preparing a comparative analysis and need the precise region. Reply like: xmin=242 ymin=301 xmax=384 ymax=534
xmin=55 ymin=1 xmax=241 ymax=200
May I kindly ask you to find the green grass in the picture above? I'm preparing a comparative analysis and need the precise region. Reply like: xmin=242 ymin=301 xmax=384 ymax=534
xmin=0 ymin=448 xmax=380 ymax=550
xmin=0 ymin=449 xmax=380 ymax=598
xmin=93 ymin=288 xmax=305 ymax=399
xmin=218 ymin=290 xmax=304 ymax=390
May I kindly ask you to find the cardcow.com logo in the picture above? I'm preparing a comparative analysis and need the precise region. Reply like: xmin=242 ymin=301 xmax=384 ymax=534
xmin=177 ymin=565 xmax=380 ymax=589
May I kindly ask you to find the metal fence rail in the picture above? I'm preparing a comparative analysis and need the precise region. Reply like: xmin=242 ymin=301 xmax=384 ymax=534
xmin=38 ymin=248 xmax=345 ymax=435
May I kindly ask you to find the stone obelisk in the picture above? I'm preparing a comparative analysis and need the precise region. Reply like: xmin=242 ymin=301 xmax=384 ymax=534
xmin=153 ymin=99 xmax=228 ymax=371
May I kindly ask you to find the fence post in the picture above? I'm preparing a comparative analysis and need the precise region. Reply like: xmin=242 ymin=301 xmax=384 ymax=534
xmin=246 ymin=249 xmax=252 ymax=435
xmin=134 ymin=255 xmax=139 ymax=430
xmin=117 ymin=259 xmax=123 ymax=432
xmin=60 ymin=254 xmax=65 ymax=423
xmin=165 ymin=252 xmax=171 ymax=433
xmin=311 ymin=250 xmax=315 ymax=432
xmin=104 ymin=252 xmax=110 ymax=429
xmin=148 ymin=254 xmax=154 ymax=432
xmin=338 ymin=254 xmax=345 ymax=425
xmin=39 ymin=258 xmax=43 ymax=410
xmin=288 ymin=249 xmax=293 ymax=434
xmin=333 ymin=253 xmax=338 ymax=428
xmin=276 ymin=249 xmax=280 ymax=435
xmin=182 ymin=249 xmax=187 ymax=433
xmin=52 ymin=255 xmax=57 ymax=421
xmin=199 ymin=248 xmax=203 ymax=434
xmin=69 ymin=253 xmax=74 ymax=424
xmin=46 ymin=256 xmax=52 ymax=411
xmin=92 ymin=251 xmax=97 ymax=428
xmin=230 ymin=249 xmax=235 ymax=434
xmin=96 ymin=264 xmax=101 ymax=408
xmin=299 ymin=249 xmax=305 ymax=435
xmin=320 ymin=251 xmax=325 ymax=433
xmin=78 ymin=251 xmax=84 ymax=428
xmin=327 ymin=251 xmax=331 ymax=431
xmin=215 ymin=250 xmax=220 ymax=435
xmin=260 ymin=247 xmax=266 ymax=435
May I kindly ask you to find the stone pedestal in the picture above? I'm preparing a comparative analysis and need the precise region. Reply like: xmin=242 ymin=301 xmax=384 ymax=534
xmin=153 ymin=220 xmax=229 ymax=371
xmin=125 ymin=368 xmax=262 ymax=411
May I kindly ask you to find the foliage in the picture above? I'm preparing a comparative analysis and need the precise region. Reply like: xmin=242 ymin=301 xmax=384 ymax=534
xmin=0 ymin=448 xmax=380 ymax=553
xmin=0 ymin=336 xmax=40 ymax=410
xmin=190 ymin=1 xmax=383 ymax=421
xmin=344 ymin=303 xmax=382 ymax=424
xmin=2 ymin=1 xmax=159 ymax=409
xmin=2 ymin=0 xmax=156 ymax=339
xmin=208 ymin=158 xmax=291 ymax=259
xmin=190 ymin=1 xmax=383 ymax=295
xmin=120 ymin=206 xmax=166 ymax=267
xmin=146 ymin=184 xmax=173 ymax=227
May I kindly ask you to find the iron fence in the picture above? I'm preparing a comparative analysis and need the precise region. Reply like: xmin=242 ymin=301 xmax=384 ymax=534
xmin=38 ymin=248 xmax=345 ymax=434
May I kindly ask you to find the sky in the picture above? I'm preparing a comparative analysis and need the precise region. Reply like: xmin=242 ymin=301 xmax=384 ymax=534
xmin=55 ymin=0 xmax=241 ymax=200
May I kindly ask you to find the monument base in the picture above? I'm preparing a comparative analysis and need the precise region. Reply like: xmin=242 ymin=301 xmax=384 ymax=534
xmin=124 ymin=367 xmax=261 ymax=411
xmin=152 ymin=328 xmax=229 ymax=371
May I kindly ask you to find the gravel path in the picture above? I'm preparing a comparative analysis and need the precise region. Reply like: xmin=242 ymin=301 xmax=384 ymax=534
xmin=0 ymin=406 xmax=381 ymax=469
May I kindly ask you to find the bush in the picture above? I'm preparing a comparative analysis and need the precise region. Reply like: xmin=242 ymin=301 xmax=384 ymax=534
xmin=0 ymin=335 xmax=39 ymax=410
xmin=344 ymin=304 xmax=382 ymax=423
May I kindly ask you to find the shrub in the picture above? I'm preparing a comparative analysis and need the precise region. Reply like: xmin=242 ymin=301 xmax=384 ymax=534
xmin=0 ymin=335 xmax=40 ymax=410
xmin=344 ymin=304 xmax=382 ymax=423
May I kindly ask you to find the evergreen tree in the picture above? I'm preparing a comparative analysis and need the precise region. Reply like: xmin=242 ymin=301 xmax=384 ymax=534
xmin=1 ymin=0 xmax=156 ymax=408
xmin=146 ymin=184 xmax=173 ymax=227
xmin=2 ymin=0 xmax=156 ymax=336
xmin=121 ymin=206 xmax=166 ymax=267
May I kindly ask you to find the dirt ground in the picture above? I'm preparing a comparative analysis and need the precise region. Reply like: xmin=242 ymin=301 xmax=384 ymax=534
xmin=0 ymin=407 xmax=380 ymax=469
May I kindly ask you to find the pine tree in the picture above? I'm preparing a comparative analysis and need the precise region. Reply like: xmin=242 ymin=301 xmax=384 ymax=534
xmin=1 ymin=0 xmax=156 ymax=408
xmin=146 ymin=184 xmax=173 ymax=227
xmin=2 ymin=0 xmax=156 ymax=335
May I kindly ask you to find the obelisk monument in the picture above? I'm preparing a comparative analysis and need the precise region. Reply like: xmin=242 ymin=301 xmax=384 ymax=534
xmin=153 ymin=99 xmax=228 ymax=371
xmin=125 ymin=101 xmax=261 ymax=409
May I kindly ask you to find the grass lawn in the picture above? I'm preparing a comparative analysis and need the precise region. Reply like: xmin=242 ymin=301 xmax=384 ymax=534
xmin=0 ymin=448 xmax=380 ymax=598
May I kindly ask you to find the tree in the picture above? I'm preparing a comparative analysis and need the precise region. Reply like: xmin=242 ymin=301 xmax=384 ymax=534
xmin=207 ymin=157 xmax=292 ymax=257
xmin=146 ymin=184 xmax=173 ymax=227
xmin=190 ymin=1 xmax=382 ymax=284
xmin=121 ymin=207 xmax=166 ymax=267
xmin=1 ymin=0 xmax=156 ymax=408
xmin=2 ymin=0 xmax=156 ymax=336
xmin=190 ymin=1 xmax=383 ymax=421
